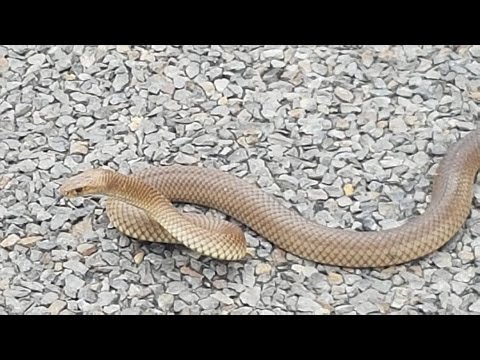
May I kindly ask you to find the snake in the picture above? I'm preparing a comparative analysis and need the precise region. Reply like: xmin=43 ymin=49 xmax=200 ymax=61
xmin=59 ymin=128 xmax=480 ymax=268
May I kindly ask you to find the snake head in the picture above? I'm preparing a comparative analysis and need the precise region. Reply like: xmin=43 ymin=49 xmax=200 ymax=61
xmin=59 ymin=168 xmax=113 ymax=198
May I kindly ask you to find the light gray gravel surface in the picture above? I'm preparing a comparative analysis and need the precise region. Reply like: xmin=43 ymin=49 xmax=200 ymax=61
xmin=1 ymin=45 xmax=480 ymax=315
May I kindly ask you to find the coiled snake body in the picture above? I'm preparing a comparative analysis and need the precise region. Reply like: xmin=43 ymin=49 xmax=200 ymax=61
xmin=60 ymin=129 xmax=480 ymax=268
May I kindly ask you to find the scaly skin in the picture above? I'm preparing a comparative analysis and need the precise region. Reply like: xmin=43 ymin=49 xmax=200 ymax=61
xmin=60 ymin=129 xmax=480 ymax=267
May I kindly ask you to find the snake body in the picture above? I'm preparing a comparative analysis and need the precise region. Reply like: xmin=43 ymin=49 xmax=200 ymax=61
xmin=60 ymin=129 xmax=480 ymax=268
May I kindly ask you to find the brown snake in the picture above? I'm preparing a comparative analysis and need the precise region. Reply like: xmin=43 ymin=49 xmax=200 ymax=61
xmin=60 ymin=129 xmax=480 ymax=268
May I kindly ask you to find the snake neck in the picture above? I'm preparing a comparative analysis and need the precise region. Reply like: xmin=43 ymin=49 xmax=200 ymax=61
xmin=103 ymin=171 xmax=171 ymax=216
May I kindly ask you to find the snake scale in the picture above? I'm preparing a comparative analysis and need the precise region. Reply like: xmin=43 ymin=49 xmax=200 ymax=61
xmin=60 ymin=128 xmax=480 ymax=268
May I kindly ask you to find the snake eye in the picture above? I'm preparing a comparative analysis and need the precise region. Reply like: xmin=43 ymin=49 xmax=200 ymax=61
xmin=73 ymin=187 xmax=83 ymax=195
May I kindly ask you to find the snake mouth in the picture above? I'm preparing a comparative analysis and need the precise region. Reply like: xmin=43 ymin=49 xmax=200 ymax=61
xmin=60 ymin=187 xmax=85 ymax=198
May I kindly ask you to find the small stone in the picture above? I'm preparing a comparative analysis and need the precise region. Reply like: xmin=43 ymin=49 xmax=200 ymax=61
xmin=200 ymin=81 xmax=215 ymax=97
xmin=354 ymin=302 xmax=378 ymax=315
xmin=70 ymin=141 xmax=88 ymax=155
xmin=361 ymin=51 xmax=374 ymax=67
xmin=180 ymin=266 xmax=203 ymax=278
xmin=263 ymin=48 xmax=284 ymax=59
xmin=431 ymin=143 xmax=447 ymax=155
xmin=0 ymin=56 xmax=9 ymax=73
xmin=271 ymin=60 xmax=285 ymax=68
xmin=389 ymin=117 xmax=408 ymax=133
xmin=192 ymin=134 xmax=218 ymax=146
xmin=272 ymin=249 xmax=287 ymax=264
xmin=129 ymin=116 xmax=142 ymax=131
xmin=211 ymin=105 xmax=230 ymax=116
xmin=16 ymin=160 xmax=36 ymax=173
xmin=63 ymin=260 xmax=89 ymax=276
xmin=397 ymin=87 xmax=413 ymax=97
xmin=173 ymin=76 xmax=186 ymax=89
xmin=300 ymin=97 xmax=317 ymax=111
xmin=327 ymin=272 xmax=343 ymax=285
xmin=470 ymin=45 xmax=480 ymax=57
xmin=424 ymin=69 xmax=440 ymax=79
xmin=214 ymin=78 xmax=229 ymax=93
xmin=211 ymin=292 xmax=233 ymax=305
xmin=28 ymin=53 xmax=46 ymax=65
xmin=378 ymin=203 xmax=397 ymax=218
xmin=333 ymin=304 xmax=354 ymax=314
xmin=292 ymin=264 xmax=317 ymax=277
xmin=198 ymin=297 xmax=220 ymax=310
xmin=173 ymin=300 xmax=187 ymax=313
xmin=225 ymin=60 xmax=246 ymax=71
xmin=255 ymin=263 xmax=272 ymax=275
xmin=371 ymin=279 xmax=392 ymax=293
xmin=469 ymin=299 xmax=480 ymax=313
xmin=41 ymin=292 xmax=59 ymax=305
xmin=343 ymin=183 xmax=354 ymax=196
xmin=174 ymin=153 xmax=198 ymax=165
xmin=337 ymin=196 xmax=353 ymax=207
xmin=458 ymin=248 xmax=475 ymax=263
xmin=432 ymin=252 xmax=452 ymax=268
xmin=104 ymin=305 xmax=120 ymax=314
xmin=112 ymin=72 xmax=129 ymax=91
xmin=226 ymin=306 xmax=251 ymax=315
xmin=96 ymin=292 xmax=117 ymax=307
xmin=48 ymin=137 xmax=69 ymax=152
xmin=166 ymin=281 xmax=186 ymax=295
xmin=380 ymin=157 xmax=403 ymax=168
xmin=239 ymin=287 xmax=261 ymax=307
xmin=1 ymin=234 xmax=20 ymax=248
xmin=453 ymin=269 xmax=475 ymax=283
xmin=48 ymin=300 xmax=66 ymax=315
xmin=50 ymin=213 xmax=69 ymax=231
xmin=64 ymin=274 xmax=85 ymax=297
xmin=156 ymin=294 xmax=174 ymax=311
xmin=297 ymin=297 xmax=328 ymax=313
xmin=77 ymin=243 xmax=97 ymax=256
xmin=307 ymin=188 xmax=328 ymax=201
xmin=186 ymin=63 xmax=200 ymax=78
xmin=334 ymin=87 xmax=354 ymax=102
xmin=134 ymin=251 xmax=145 ymax=265
xmin=456 ymin=121 xmax=476 ymax=131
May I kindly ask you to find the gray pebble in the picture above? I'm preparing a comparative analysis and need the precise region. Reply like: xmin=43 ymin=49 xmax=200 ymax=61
xmin=469 ymin=299 xmax=480 ymax=313
xmin=470 ymin=45 xmax=480 ymax=57
xmin=297 ymin=296 xmax=328 ymax=314
xmin=156 ymin=294 xmax=174 ymax=311
xmin=64 ymin=274 xmax=85 ymax=298
xmin=50 ymin=213 xmax=70 ymax=231
xmin=239 ymin=287 xmax=261 ymax=307
xmin=28 ymin=53 xmax=46 ymax=66
xmin=432 ymin=252 xmax=452 ymax=268
xmin=112 ymin=72 xmax=129 ymax=92
xmin=214 ymin=78 xmax=229 ymax=93
xmin=334 ymin=87 xmax=354 ymax=102
xmin=48 ymin=137 xmax=69 ymax=152
xmin=211 ymin=292 xmax=234 ymax=305
xmin=192 ymin=134 xmax=218 ymax=146
xmin=389 ymin=118 xmax=408 ymax=133
xmin=198 ymin=297 xmax=220 ymax=310
xmin=166 ymin=281 xmax=187 ymax=295
xmin=63 ymin=260 xmax=89 ymax=276
xmin=186 ymin=63 xmax=200 ymax=78
xmin=175 ymin=153 xmax=199 ymax=165
xmin=96 ymin=292 xmax=117 ymax=307
xmin=263 ymin=48 xmax=284 ymax=59
xmin=354 ymin=302 xmax=378 ymax=315
xmin=173 ymin=300 xmax=187 ymax=313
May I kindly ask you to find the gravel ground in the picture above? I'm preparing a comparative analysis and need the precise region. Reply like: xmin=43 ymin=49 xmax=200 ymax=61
xmin=1 ymin=45 xmax=480 ymax=315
